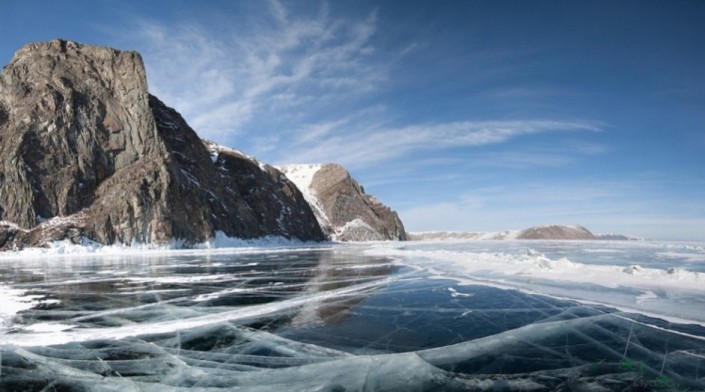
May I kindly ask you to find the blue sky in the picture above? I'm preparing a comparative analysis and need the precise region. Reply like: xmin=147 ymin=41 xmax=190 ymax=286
xmin=1 ymin=0 xmax=704 ymax=240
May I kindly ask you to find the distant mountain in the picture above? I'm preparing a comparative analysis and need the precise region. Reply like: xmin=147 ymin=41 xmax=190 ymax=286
xmin=516 ymin=224 xmax=595 ymax=240
xmin=278 ymin=164 xmax=406 ymax=241
xmin=0 ymin=40 xmax=405 ymax=250
xmin=409 ymin=224 xmax=640 ymax=241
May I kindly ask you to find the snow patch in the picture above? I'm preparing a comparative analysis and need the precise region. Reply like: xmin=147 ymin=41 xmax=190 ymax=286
xmin=277 ymin=164 xmax=321 ymax=192
xmin=204 ymin=140 xmax=270 ymax=171
xmin=277 ymin=164 xmax=334 ymax=236
xmin=335 ymin=218 xmax=386 ymax=241
xmin=0 ymin=285 xmax=60 ymax=333
xmin=636 ymin=290 xmax=658 ymax=304
xmin=448 ymin=287 xmax=472 ymax=298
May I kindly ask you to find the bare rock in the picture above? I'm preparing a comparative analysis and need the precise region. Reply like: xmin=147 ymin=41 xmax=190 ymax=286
xmin=0 ymin=39 xmax=324 ymax=250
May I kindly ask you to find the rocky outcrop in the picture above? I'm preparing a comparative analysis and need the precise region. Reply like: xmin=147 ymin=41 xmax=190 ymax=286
xmin=516 ymin=225 xmax=596 ymax=240
xmin=278 ymin=164 xmax=406 ymax=241
xmin=0 ymin=39 xmax=324 ymax=250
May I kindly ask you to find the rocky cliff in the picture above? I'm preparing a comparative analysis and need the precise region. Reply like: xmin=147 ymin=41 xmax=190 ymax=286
xmin=278 ymin=164 xmax=407 ymax=241
xmin=0 ymin=40 xmax=325 ymax=250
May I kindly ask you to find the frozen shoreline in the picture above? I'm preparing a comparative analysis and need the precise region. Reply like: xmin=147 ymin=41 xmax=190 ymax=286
xmin=0 ymin=231 xmax=336 ymax=260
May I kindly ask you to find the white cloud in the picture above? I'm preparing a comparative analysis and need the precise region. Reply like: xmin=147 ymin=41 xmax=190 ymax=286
xmin=276 ymin=119 xmax=601 ymax=168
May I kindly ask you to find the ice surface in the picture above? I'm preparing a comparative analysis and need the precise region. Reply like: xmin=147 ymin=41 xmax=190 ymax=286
xmin=0 ymin=286 xmax=40 ymax=332
xmin=2 ymin=240 xmax=705 ymax=390
xmin=365 ymin=240 xmax=705 ymax=325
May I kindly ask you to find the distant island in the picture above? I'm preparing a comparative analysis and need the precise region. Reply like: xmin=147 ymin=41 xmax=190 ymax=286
xmin=408 ymin=224 xmax=643 ymax=241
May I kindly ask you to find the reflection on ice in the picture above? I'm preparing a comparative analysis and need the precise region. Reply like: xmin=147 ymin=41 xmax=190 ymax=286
xmin=1 ymin=249 xmax=399 ymax=347
xmin=1 ymin=241 xmax=705 ymax=390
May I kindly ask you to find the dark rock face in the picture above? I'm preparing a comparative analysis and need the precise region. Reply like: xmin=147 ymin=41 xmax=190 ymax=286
xmin=0 ymin=40 xmax=324 ymax=250
xmin=517 ymin=225 xmax=596 ymax=240
xmin=201 ymin=141 xmax=324 ymax=244
xmin=305 ymin=164 xmax=406 ymax=241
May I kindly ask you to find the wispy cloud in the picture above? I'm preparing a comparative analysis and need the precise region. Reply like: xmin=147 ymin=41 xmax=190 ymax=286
xmin=119 ymin=1 xmax=382 ymax=140
xmin=276 ymin=119 xmax=601 ymax=168
xmin=114 ymin=1 xmax=603 ymax=171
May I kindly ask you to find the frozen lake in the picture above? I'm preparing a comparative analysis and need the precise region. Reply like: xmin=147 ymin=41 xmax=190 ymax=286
xmin=1 ymin=240 xmax=704 ymax=390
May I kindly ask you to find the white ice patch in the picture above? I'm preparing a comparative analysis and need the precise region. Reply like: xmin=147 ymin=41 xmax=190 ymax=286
xmin=193 ymin=287 xmax=254 ymax=302
xmin=657 ymin=251 xmax=705 ymax=263
xmin=0 ymin=285 xmax=60 ymax=332
xmin=0 ymin=286 xmax=32 ymax=330
xmin=1 ymin=273 xmax=399 ymax=347
xmin=448 ymin=287 xmax=472 ymax=298
xmin=636 ymin=290 xmax=658 ymax=304
xmin=23 ymin=322 xmax=75 ymax=333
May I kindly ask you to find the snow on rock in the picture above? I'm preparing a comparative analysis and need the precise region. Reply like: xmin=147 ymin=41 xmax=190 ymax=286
xmin=203 ymin=140 xmax=270 ymax=172
xmin=276 ymin=164 xmax=322 ymax=191
xmin=277 ymin=165 xmax=332 ymax=236
xmin=278 ymin=164 xmax=407 ymax=242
